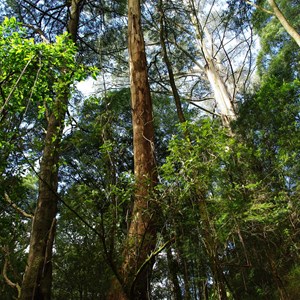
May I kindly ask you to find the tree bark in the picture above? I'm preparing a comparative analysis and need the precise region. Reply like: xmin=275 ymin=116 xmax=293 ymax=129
xmin=20 ymin=106 xmax=65 ymax=300
xmin=204 ymin=55 xmax=236 ymax=127
xmin=188 ymin=0 xmax=237 ymax=127
xmin=20 ymin=1 xmax=82 ymax=299
xmin=267 ymin=0 xmax=300 ymax=48
xmin=107 ymin=0 xmax=158 ymax=299
xmin=159 ymin=0 xmax=186 ymax=123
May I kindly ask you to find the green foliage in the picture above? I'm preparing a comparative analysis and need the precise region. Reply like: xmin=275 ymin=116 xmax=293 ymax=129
xmin=0 ymin=17 xmax=88 ymax=167
xmin=285 ymin=266 xmax=300 ymax=300
xmin=0 ymin=173 xmax=37 ymax=298
xmin=53 ymin=89 xmax=134 ymax=297
xmin=0 ymin=17 xmax=91 ymax=297
xmin=0 ymin=0 xmax=299 ymax=298
xmin=231 ymin=25 xmax=300 ymax=296
xmin=157 ymin=112 xmax=300 ymax=298
xmin=252 ymin=0 xmax=300 ymax=80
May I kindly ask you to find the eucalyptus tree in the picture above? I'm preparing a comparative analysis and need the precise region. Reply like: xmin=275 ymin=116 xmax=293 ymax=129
xmin=1 ymin=0 xmax=299 ymax=298
xmin=184 ymin=0 xmax=237 ymax=126
xmin=107 ymin=0 xmax=159 ymax=298
xmin=242 ymin=0 xmax=300 ymax=47
xmin=143 ymin=0 xmax=256 ymax=127
xmin=19 ymin=2 xmax=85 ymax=298
xmin=55 ymin=88 xmax=188 ymax=298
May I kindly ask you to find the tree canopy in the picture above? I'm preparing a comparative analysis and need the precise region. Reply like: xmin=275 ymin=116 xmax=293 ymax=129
xmin=0 ymin=0 xmax=299 ymax=299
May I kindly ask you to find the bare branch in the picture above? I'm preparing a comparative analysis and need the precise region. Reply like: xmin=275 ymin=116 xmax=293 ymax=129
xmin=21 ymin=0 xmax=66 ymax=27
xmin=185 ymin=99 xmax=220 ymax=116
xmin=22 ymin=24 xmax=49 ymax=43
xmin=243 ymin=0 xmax=274 ymax=15
xmin=4 ymin=192 xmax=33 ymax=219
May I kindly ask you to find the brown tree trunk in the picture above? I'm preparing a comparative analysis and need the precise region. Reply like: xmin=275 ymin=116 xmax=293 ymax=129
xmin=159 ymin=0 xmax=186 ymax=123
xmin=107 ymin=0 xmax=158 ymax=299
xmin=20 ymin=1 xmax=82 ymax=299
xmin=20 ymin=104 xmax=66 ymax=300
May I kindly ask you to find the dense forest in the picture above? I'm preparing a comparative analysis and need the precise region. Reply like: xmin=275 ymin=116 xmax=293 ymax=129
xmin=0 ymin=0 xmax=299 ymax=299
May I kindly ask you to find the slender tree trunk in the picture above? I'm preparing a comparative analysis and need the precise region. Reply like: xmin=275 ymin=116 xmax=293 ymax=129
xmin=20 ymin=2 xmax=82 ymax=299
xmin=166 ymin=247 xmax=183 ymax=300
xmin=267 ymin=0 xmax=300 ymax=47
xmin=244 ymin=0 xmax=300 ymax=47
xmin=107 ymin=0 xmax=158 ymax=299
xmin=159 ymin=0 xmax=186 ymax=123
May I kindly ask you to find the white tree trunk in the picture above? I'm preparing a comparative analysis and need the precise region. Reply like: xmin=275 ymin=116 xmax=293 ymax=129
xmin=204 ymin=55 xmax=236 ymax=126
xmin=188 ymin=0 xmax=237 ymax=126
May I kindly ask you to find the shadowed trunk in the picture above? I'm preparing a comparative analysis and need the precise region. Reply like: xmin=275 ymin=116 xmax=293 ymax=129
xmin=20 ymin=98 xmax=67 ymax=300
xmin=159 ymin=0 xmax=186 ymax=123
xmin=20 ymin=1 xmax=82 ymax=299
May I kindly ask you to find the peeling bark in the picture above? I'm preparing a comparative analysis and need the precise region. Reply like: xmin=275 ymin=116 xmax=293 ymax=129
xmin=107 ymin=0 xmax=158 ymax=299
xmin=204 ymin=56 xmax=236 ymax=127
xmin=188 ymin=0 xmax=237 ymax=127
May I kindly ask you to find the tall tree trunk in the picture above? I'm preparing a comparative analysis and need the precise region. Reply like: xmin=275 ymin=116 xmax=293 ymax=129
xmin=108 ymin=0 xmax=158 ymax=299
xmin=20 ymin=2 xmax=82 ymax=299
xmin=188 ymin=0 xmax=237 ymax=127
xmin=267 ymin=0 xmax=300 ymax=47
xmin=204 ymin=54 xmax=236 ymax=127
xmin=20 ymin=110 xmax=64 ymax=300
